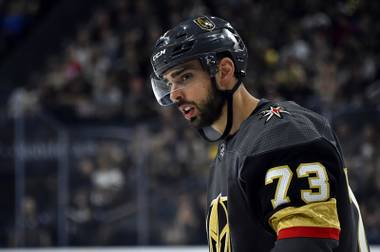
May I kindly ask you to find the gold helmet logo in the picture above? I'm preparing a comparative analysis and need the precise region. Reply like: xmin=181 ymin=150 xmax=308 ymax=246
xmin=193 ymin=16 xmax=216 ymax=31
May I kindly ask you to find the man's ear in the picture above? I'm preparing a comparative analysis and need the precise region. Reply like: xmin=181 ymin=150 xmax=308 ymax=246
xmin=216 ymin=57 xmax=236 ymax=90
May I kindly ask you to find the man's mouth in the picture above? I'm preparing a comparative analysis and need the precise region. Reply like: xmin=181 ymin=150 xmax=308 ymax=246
xmin=179 ymin=104 xmax=196 ymax=120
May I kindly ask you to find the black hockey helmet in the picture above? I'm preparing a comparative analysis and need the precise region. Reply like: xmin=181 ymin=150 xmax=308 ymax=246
xmin=150 ymin=15 xmax=248 ymax=106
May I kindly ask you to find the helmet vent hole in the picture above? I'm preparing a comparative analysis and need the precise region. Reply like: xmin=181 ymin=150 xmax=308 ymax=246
xmin=156 ymin=40 xmax=165 ymax=48
xmin=175 ymin=32 xmax=187 ymax=39
xmin=171 ymin=41 xmax=194 ymax=57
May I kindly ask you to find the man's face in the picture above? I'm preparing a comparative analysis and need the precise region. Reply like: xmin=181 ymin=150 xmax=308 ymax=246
xmin=163 ymin=60 xmax=225 ymax=128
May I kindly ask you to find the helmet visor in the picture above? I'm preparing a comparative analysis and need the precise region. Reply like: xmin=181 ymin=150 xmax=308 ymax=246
xmin=150 ymin=66 xmax=202 ymax=106
xmin=150 ymin=74 xmax=173 ymax=106
xmin=151 ymin=74 xmax=193 ymax=106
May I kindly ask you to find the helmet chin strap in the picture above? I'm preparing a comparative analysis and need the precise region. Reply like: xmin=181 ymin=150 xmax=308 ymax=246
xmin=198 ymin=77 xmax=243 ymax=142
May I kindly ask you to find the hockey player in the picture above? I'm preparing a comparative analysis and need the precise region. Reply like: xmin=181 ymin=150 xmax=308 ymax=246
xmin=150 ymin=15 xmax=369 ymax=252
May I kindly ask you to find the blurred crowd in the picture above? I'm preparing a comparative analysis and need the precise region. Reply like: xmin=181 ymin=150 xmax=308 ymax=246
xmin=3 ymin=0 xmax=380 ymax=247
xmin=0 ymin=0 xmax=51 ymax=59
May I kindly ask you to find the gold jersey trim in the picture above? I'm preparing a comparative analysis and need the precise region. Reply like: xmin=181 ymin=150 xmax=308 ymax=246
xmin=269 ymin=198 xmax=341 ymax=234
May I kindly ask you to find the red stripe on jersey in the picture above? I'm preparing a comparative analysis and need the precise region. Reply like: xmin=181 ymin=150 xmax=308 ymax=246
xmin=278 ymin=227 xmax=340 ymax=240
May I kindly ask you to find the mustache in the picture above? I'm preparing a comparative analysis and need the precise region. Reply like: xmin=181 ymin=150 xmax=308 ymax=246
xmin=175 ymin=100 xmax=197 ymax=108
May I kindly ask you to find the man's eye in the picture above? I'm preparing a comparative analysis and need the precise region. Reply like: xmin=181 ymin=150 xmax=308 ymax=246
xmin=166 ymin=82 xmax=173 ymax=88
xmin=181 ymin=73 xmax=192 ymax=82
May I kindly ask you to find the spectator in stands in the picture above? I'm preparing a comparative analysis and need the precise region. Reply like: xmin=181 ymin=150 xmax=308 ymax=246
xmin=90 ymin=152 xmax=125 ymax=208
xmin=19 ymin=196 xmax=52 ymax=247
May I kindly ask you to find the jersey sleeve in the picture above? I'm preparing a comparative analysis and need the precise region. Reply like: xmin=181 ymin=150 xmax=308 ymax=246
xmin=240 ymin=138 xmax=343 ymax=242
xmin=271 ymin=237 xmax=339 ymax=252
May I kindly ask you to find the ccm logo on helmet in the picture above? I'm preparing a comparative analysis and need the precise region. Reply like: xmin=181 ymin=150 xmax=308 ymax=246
xmin=153 ymin=49 xmax=166 ymax=62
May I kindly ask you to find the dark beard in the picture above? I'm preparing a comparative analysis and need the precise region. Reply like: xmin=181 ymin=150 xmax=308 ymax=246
xmin=191 ymin=79 xmax=225 ymax=128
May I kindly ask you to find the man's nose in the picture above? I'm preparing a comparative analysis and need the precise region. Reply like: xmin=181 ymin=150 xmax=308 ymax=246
xmin=170 ymin=86 xmax=184 ymax=103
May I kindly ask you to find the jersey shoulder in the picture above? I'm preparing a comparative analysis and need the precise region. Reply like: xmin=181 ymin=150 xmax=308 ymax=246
xmin=232 ymin=100 xmax=337 ymax=157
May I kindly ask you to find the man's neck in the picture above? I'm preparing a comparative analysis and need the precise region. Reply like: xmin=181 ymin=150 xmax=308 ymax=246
xmin=212 ymin=85 xmax=260 ymax=135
